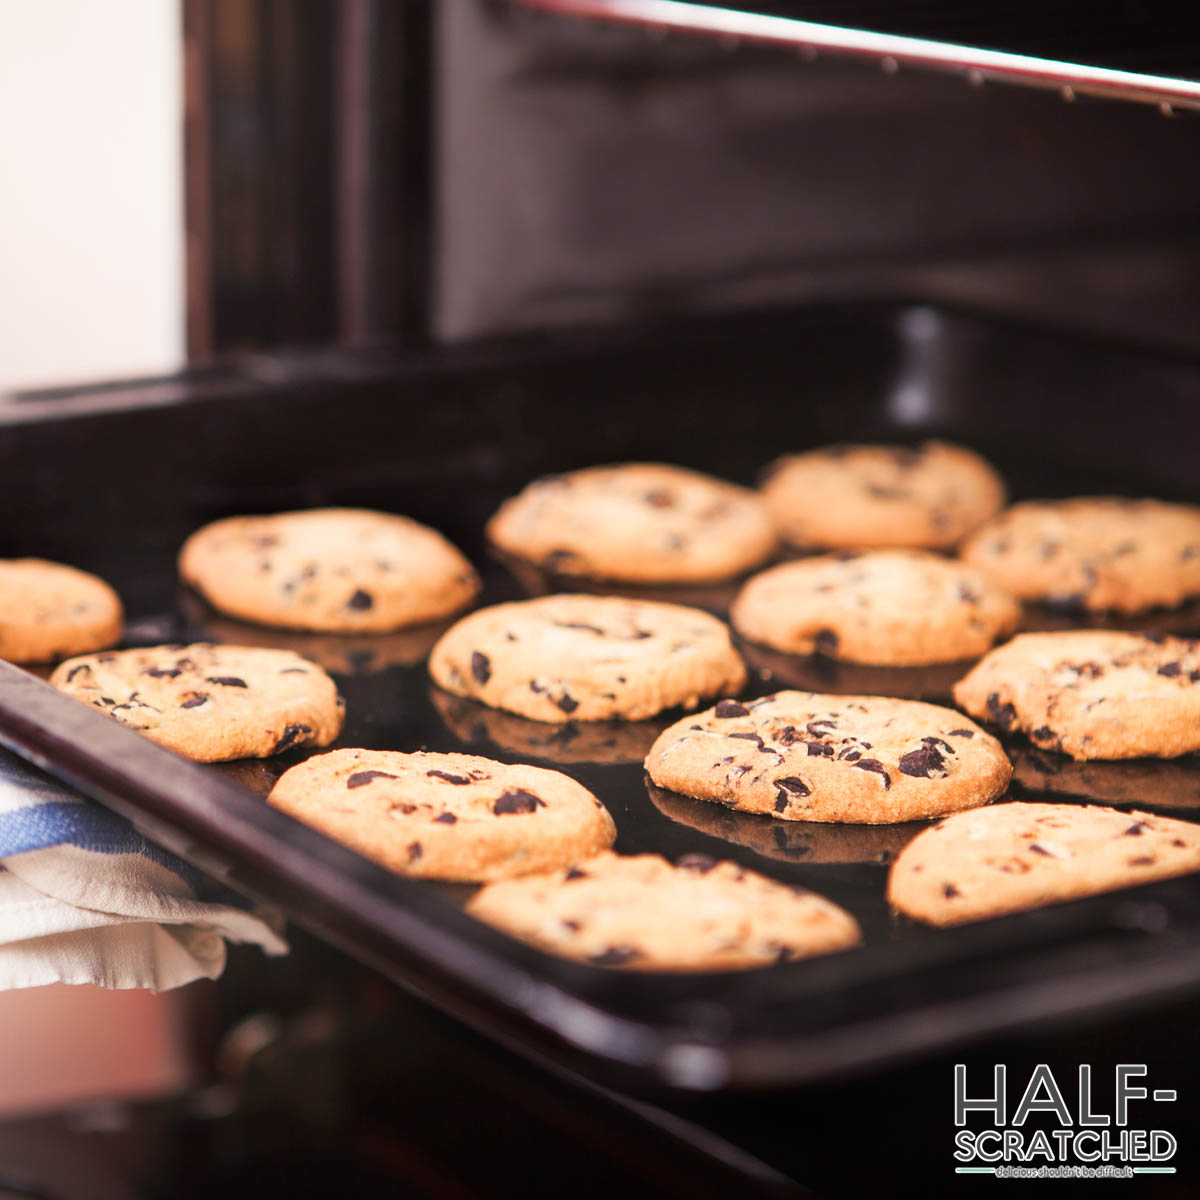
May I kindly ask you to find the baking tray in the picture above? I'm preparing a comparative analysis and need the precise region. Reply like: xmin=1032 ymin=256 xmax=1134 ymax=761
xmin=3 ymin=301 xmax=1200 ymax=1094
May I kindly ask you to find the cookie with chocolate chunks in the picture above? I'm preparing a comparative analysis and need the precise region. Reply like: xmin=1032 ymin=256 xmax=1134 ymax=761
xmin=887 ymin=801 xmax=1200 ymax=926
xmin=179 ymin=508 xmax=479 ymax=632
xmin=50 ymin=643 xmax=343 ymax=762
xmin=761 ymin=441 xmax=1005 ymax=551
xmin=487 ymin=463 xmax=776 ymax=583
xmin=268 ymin=749 xmax=615 ymax=882
xmin=961 ymin=497 xmax=1200 ymax=614
xmin=645 ymin=690 xmax=1010 ymax=824
xmin=467 ymin=851 xmax=861 ymax=970
xmin=731 ymin=550 xmax=1018 ymax=665
xmin=0 ymin=559 xmax=123 ymax=664
xmin=954 ymin=630 xmax=1200 ymax=760
xmin=428 ymin=594 xmax=746 ymax=723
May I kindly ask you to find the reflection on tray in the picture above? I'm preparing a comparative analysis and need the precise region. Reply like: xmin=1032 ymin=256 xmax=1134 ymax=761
xmin=494 ymin=549 xmax=742 ymax=617
xmin=646 ymin=781 xmax=930 ymax=866
xmin=1010 ymin=744 xmax=1200 ymax=812
xmin=737 ymin=639 xmax=970 ymax=702
xmin=1018 ymin=598 xmax=1200 ymax=637
xmin=207 ymin=758 xmax=289 ymax=797
xmin=430 ymin=685 xmax=669 ymax=766
xmin=179 ymin=590 xmax=454 ymax=675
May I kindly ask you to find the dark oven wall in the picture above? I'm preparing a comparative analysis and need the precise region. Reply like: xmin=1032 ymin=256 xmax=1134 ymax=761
xmin=434 ymin=1 xmax=1200 ymax=354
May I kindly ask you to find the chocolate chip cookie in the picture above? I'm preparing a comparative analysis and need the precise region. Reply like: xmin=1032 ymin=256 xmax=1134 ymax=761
xmin=645 ymin=691 xmax=1011 ymax=824
xmin=467 ymin=851 xmax=862 ymax=970
xmin=960 ymin=497 xmax=1200 ymax=613
xmin=428 ymin=594 xmax=747 ymax=722
xmin=0 ymin=559 xmax=123 ymax=663
xmin=888 ymin=801 xmax=1200 ymax=925
xmin=954 ymin=630 xmax=1200 ymax=759
xmin=761 ymin=441 xmax=1006 ymax=550
xmin=50 ymin=643 xmax=344 ymax=762
xmin=268 ymin=749 xmax=616 ymax=882
xmin=731 ymin=550 xmax=1019 ymax=665
xmin=486 ymin=463 xmax=777 ymax=583
xmin=179 ymin=508 xmax=480 ymax=632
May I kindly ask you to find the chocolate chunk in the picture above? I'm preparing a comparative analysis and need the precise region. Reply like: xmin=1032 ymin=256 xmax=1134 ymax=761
xmin=543 ymin=549 xmax=579 ymax=572
xmin=556 ymin=693 xmax=579 ymax=714
xmin=986 ymin=693 xmax=1017 ymax=731
xmin=944 ymin=883 xmax=960 ymax=899
xmin=1129 ymin=856 xmax=1156 ymax=866
xmin=1158 ymin=662 xmax=1183 ymax=678
xmin=728 ymin=732 xmax=766 ymax=749
xmin=347 ymin=770 xmax=399 ymax=789
xmin=806 ymin=720 xmax=837 ymax=738
xmin=143 ymin=666 xmax=181 ymax=679
xmin=898 ymin=744 xmax=947 ymax=778
xmin=205 ymin=676 xmax=247 ymax=688
xmin=66 ymin=664 xmax=92 ymax=682
xmin=555 ymin=621 xmax=605 ymax=635
xmin=773 ymin=776 xmax=811 ymax=812
xmin=676 ymin=852 xmax=717 ymax=873
xmin=561 ymin=919 xmax=582 ymax=932
xmin=1030 ymin=726 xmax=1060 ymax=748
xmin=434 ymin=813 xmax=458 ymax=824
xmin=1124 ymin=822 xmax=1147 ymax=836
xmin=644 ymin=489 xmax=674 ymax=508
xmin=922 ymin=736 xmax=955 ymax=755
xmin=493 ymin=789 xmax=544 ymax=815
xmin=347 ymin=589 xmax=374 ymax=611
xmin=812 ymin=628 xmax=840 ymax=656
xmin=1028 ymin=843 xmax=1053 ymax=856
xmin=806 ymin=741 xmax=834 ymax=757
xmin=408 ymin=842 xmax=423 ymax=862
xmin=837 ymin=747 xmax=862 ymax=762
xmin=565 ymin=867 xmax=588 ymax=881
xmin=957 ymin=585 xmax=981 ymax=605
xmin=180 ymin=693 xmax=209 ymax=709
xmin=776 ymin=725 xmax=803 ymax=745
xmin=272 ymin=723 xmax=312 ymax=754
xmin=948 ymin=728 xmax=975 ymax=738
xmin=852 ymin=759 xmax=891 ymax=788
xmin=589 ymin=946 xmax=638 ymax=966
xmin=470 ymin=652 xmax=492 ymax=684
xmin=426 ymin=770 xmax=471 ymax=785
xmin=714 ymin=700 xmax=749 ymax=719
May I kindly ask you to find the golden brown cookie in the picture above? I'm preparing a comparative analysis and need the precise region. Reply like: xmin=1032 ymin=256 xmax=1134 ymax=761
xmin=268 ymin=749 xmax=616 ymax=882
xmin=487 ymin=463 xmax=777 ymax=583
xmin=887 ymin=801 xmax=1200 ymax=925
xmin=761 ymin=441 xmax=1006 ymax=550
xmin=645 ymin=691 xmax=1011 ymax=824
xmin=954 ymin=630 xmax=1200 ymax=760
xmin=179 ymin=508 xmax=480 ymax=632
xmin=428 ymin=594 xmax=746 ymax=723
xmin=49 ymin=643 xmax=344 ymax=762
xmin=961 ymin=497 xmax=1200 ymax=613
xmin=731 ymin=550 xmax=1018 ymax=665
xmin=0 ymin=559 xmax=123 ymax=663
xmin=467 ymin=851 xmax=861 ymax=970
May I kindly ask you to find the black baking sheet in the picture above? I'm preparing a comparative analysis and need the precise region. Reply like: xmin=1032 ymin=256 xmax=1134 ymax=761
xmin=3 ymin=301 xmax=1200 ymax=1093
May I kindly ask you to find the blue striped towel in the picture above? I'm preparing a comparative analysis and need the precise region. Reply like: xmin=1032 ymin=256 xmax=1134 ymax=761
xmin=0 ymin=749 xmax=286 ymax=991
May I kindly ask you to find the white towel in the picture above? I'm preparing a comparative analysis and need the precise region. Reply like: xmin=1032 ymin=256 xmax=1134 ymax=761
xmin=0 ymin=750 xmax=287 ymax=991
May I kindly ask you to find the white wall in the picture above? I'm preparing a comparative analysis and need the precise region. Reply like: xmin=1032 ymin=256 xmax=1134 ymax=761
xmin=0 ymin=1 xmax=183 ymax=393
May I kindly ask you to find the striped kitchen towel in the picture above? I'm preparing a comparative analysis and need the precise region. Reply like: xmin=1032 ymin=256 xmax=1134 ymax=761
xmin=0 ymin=749 xmax=286 ymax=991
